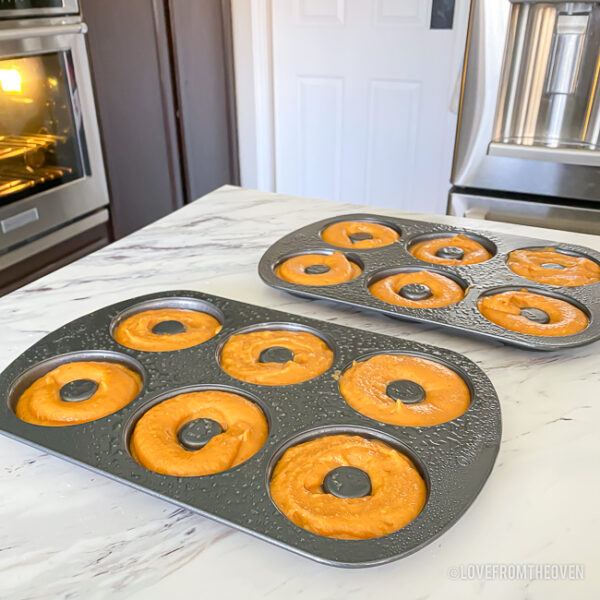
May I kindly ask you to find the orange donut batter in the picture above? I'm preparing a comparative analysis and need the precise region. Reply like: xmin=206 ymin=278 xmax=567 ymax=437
xmin=270 ymin=434 xmax=426 ymax=539
xmin=339 ymin=354 xmax=470 ymax=427
xmin=220 ymin=329 xmax=334 ymax=385
xmin=16 ymin=361 xmax=142 ymax=426
xmin=410 ymin=234 xmax=492 ymax=265
xmin=507 ymin=248 xmax=600 ymax=287
xmin=478 ymin=289 xmax=588 ymax=337
xmin=369 ymin=270 xmax=465 ymax=308
xmin=130 ymin=390 xmax=268 ymax=477
xmin=275 ymin=251 xmax=361 ymax=286
xmin=114 ymin=308 xmax=222 ymax=352
xmin=321 ymin=220 xmax=400 ymax=249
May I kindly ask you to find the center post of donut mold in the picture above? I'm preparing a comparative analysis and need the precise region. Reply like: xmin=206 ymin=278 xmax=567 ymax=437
xmin=436 ymin=246 xmax=465 ymax=260
xmin=59 ymin=379 xmax=99 ymax=402
xmin=177 ymin=418 xmax=223 ymax=451
xmin=520 ymin=307 xmax=550 ymax=324
xmin=399 ymin=283 xmax=433 ymax=301
xmin=386 ymin=379 xmax=426 ymax=404
xmin=258 ymin=346 xmax=295 ymax=364
xmin=304 ymin=264 xmax=331 ymax=275
xmin=348 ymin=232 xmax=373 ymax=243
xmin=322 ymin=466 xmax=372 ymax=498
xmin=151 ymin=320 xmax=187 ymax=335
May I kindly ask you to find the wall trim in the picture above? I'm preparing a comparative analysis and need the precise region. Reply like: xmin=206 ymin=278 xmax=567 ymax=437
xmin=231 ymin=0 xmax=276 ymax=191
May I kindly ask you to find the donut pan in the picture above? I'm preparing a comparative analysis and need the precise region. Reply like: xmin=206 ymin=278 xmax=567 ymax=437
xmin=0 ymin=290 xmax=501 ymax=567
xmin=258 ymin=213 xmax=600 ymax=350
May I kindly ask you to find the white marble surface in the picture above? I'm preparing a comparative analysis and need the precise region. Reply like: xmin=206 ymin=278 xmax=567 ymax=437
xmin=0 ymin=185 xmax=598 ymax=599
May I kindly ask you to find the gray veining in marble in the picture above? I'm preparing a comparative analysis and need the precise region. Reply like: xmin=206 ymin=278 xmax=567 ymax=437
xmin=0 ymin=186 xmax=598 ymax=599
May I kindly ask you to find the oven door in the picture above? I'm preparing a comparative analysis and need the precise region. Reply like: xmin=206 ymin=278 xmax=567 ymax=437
xmin=452 ymin=0 xmax=600 ymax=203
xmin=0 ymin=18 xmax=108 ymax=254
xmin=0 ymin=1 xmax=79 ymax=19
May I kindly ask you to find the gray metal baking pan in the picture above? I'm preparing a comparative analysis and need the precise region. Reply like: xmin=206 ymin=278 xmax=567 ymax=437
xmin=258 ymin=213 xmax=600 ymax=350
xmin=0 ymin=290 xmax=501 ymax=567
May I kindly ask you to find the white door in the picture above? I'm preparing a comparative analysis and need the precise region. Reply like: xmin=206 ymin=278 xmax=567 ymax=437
xmin=253 ymin=0 xmax=469 ymax=213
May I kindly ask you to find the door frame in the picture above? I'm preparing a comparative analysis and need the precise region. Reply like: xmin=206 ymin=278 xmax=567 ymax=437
xmin=231 ymin=0 xmax=276 ymax=191
xmin=232 ymin=0 xmax=469 ymax=200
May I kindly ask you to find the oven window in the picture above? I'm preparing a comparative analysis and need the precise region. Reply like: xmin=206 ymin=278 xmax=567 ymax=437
xmin=0 ymin=51 xmax=88 ymax=205
xmin=0 ymin=1 xmax=64 ymax=10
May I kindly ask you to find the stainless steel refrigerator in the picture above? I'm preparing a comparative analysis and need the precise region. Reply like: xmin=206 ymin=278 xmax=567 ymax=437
xmin=451 ymin=0 xmax=600 ymax=234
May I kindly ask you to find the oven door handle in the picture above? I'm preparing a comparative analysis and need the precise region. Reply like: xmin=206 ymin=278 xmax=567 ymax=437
xmin=0 ymin=22 xmax=87 ymax=42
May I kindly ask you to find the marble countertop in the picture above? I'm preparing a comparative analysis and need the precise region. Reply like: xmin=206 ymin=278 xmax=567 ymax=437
xmin=0 ymin=185 xmax=598 ymax=599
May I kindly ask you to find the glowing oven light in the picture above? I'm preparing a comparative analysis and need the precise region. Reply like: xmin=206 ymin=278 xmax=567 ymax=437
xmin=0 ymin=69 xmax=22 ymax=93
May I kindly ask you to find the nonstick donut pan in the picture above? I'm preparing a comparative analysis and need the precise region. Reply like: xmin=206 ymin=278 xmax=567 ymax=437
xmin=0 ymin=290 xmax=501 ymax=567
xmin=259 ymin=213 xmax=600 ymax=351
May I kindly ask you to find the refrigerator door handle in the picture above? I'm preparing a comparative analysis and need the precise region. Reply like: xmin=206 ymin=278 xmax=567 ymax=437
xmin=448 ymin=191 xmax=600 ymax=235
xmin=463 ymin=206 xmax=490 ymax=220
xmin=488 ymin=141 xmax=600 ymax=167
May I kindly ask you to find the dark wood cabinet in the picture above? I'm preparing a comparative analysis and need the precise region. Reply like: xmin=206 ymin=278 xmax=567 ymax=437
xmin=0 ymin=221 xmax=111 ymax=296
xmin=168 ymin=0 xmax=239 ymax=202
xmin=0 ymin=1 xmax=238 ymax=296
xmin=81 ymin=0 xmax=238 ymax=239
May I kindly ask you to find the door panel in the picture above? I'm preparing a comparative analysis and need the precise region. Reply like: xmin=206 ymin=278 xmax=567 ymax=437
xmin=297 ymin=77 xmax=343 ymax=200
xmin=375 ymin=0 xmax=425 ymax=25
xmin=296 ymin=0 xmax=345 ymax=25
xmin=272 ymin=0 xmax=468 ymax=212
xmin=365 ymin=80 xmax=420 ymax=205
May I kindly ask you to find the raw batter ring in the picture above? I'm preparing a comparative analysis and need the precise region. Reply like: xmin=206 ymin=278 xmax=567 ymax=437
xmin=369 ymin=269 xmax=466 ymax=308
xmin=130 ymin=389 xmax=268 ymax=477
xmin=113 ymin=307 xmax=222 ymax=352
xmin=507 ymin=247 xmax=600 ymax=287
xmin=275 ymin=251 xmax=362 ymax=286
xmin=220 ymin=327 xmax=334 ymax=385
xmin=15 ymin=359 xmax=143 ymax=426
xmin=478 ymin=288 xmax=589 ymax=337
xmin=269 ymin=433 xmax=427 ymax=540
xmin=338 ymin=353 xmax=470 ymax=427
xmin=409 ymin=233 xmax=493 ymax=265
xmin=321 ymin=220 xmax=400 ymax=249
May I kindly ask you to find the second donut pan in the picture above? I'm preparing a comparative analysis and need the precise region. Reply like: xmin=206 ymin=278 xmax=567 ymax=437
xmin=258 ymin=213 xmax=600 ymax=350
xmin=0 ymin=290 xmax=501 ymax=567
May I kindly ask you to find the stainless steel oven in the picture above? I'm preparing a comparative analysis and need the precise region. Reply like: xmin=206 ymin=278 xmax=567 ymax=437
xmin=0 ymin=3 xmax=109 ymax=270
xmin=451 ymin=0 xmax=600 ymax=235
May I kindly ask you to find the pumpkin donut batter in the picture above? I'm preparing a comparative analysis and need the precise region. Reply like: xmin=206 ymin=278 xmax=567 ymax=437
xmin=477 ymin=289 xmax=589 ymax=337
xmin=114 ymin=308 xmax=222 ymax=352
xmin=507 ymin=248 xmax=600 ymax=287
xmin=130 ymin=390 xmax=268 ymax=477
xmin=339 ymin=354 xmax=470 ymax=427
xmin=16 ymin=361 xmax=142 ymax=426
xmin=275 ymin=251 xmax=361 ymax=286
xmin=410 ymin=234 xmax=492 ymax=265
xmin=478 ymin=289 xmax=588 ymax=337
xmin=321 ymin=220 xmax=400 ymax=249
xmin=270 ymin=434 xmax=426 ymax=539
xmin=369 ymin=270 xmax=465 ymax=308
xmin=220 ymin=329 xmax=334 ymax=385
